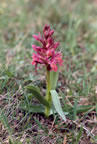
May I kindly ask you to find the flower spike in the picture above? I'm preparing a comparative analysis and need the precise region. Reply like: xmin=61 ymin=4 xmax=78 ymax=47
xmin=32 ymin=25 xmax=63 ymax=72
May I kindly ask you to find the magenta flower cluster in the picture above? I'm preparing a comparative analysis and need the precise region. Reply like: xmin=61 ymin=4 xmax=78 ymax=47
xmin=32 ymin=25 xmax=63 ymax=72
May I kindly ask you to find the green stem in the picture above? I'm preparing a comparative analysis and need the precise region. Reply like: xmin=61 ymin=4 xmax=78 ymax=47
xmin=45 ymin=70 xmax=51 ymax=117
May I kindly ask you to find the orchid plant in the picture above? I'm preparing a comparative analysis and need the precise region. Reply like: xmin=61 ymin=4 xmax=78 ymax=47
xmin=27 ymin=25 xmax=66 ymax=121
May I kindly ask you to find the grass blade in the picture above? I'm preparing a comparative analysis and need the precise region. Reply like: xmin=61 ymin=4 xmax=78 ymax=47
xmin=33 ymin=117 xmax=46 ymax=132
xmin=77 ymin=105 xmax=93 ymax=113
xmin=0 ymin=109 xmax=12 ymax=135
xmin=73 ymin=98 xmax=78 ymax=120
xmin=75 ymin=127 xmax=83 ymax=144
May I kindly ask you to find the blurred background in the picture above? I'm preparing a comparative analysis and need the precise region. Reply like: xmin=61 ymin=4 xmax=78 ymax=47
xmin=0 ymin=0 xmax=97 ymax=71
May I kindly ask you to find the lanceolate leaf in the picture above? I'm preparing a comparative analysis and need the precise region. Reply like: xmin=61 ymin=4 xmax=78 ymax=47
xmin=20 ymin=102 xmax=44 ymax=113
xmin=50 ymin=90 xmax=66 ymax=122
xmin=50 ymin=71 xmax=59 ymax=89
xmin=26 ymin=86 xmax=50 ymax=108
xmin=26 ymin=85 xmax=40 ymax=93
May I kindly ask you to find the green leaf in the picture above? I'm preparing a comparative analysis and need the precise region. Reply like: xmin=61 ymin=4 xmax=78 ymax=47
xmin=5 ymin=69 xmax=14 ymax=78
xmin=93 ymin=135 xmax=97 ymax=143
xmin=9 ymin=138 xmax=14 ymax=144
xmin=0 ymin=109 xmax=12 ymax=135
xmin=73 ymin=99 xmax=78 ymax=120
xmin=0 ymin=110 xmax=14 ymax=143
xmin=63 ymin=104 xmax=93 ymax=115
xmin=15 ymin=142 xmax=22 ymax=144
xmin=26 ymin=86 xmax=50 ymax=108
xmin=50 ymin=71 xmax=59 ymax=89
xmin=9 ymin=139 xmax=22 ymax=144
xmin=76 ymin=105 xmax=93 ymax=113
xmin=50 ymin=90 xmax=66 ymax=122
xmin=75 ymin=127 xmax=83 ymax=144
xmin=20 ymin=102 xmax=44 ymax=113
xmin=33 ymin=118 xmax=46 ymax=131
xmin=26 ymin=85 xmax=40 ymax=93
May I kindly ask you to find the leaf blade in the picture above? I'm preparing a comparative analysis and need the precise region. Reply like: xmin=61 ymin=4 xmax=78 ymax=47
xmin=50 ymin=90 xmax=66 ymax=122
xmin=19 ymin=102 xmax=44 ymax=113
xmin=26 ymin=86 xmax=50 ymax=108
